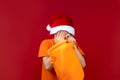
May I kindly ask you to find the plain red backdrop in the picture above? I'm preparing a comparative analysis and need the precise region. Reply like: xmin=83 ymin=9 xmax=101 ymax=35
xmin=0 ymin=0 xmax=120 ymax=80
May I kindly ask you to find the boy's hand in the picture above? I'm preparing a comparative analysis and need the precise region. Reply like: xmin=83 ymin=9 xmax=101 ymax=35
xmin=54 ymin=30 xmax=76 ymax=44
xmin=43 ymin=57 xmax=52 ymax=70
xmin=65 ymin=34 xmax=76 ymax=43
xmin=54 ymin=31 xmax=67 ymax=43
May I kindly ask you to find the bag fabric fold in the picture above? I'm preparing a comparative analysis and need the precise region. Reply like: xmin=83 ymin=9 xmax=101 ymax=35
xmin=47 ymin=40 xmax=84 ymax=80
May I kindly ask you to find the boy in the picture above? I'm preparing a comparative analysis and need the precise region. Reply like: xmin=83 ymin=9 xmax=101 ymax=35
xmin=38 ymin=14 xmax=86 ymax=80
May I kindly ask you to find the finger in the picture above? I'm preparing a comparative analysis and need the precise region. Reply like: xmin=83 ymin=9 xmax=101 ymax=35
xmin=59 ymin=31 xmax=65 ymax=38
xmin=56 ymin=31 xmax=60 ymax=37
xmin=68 ymin=36 xmax=76 ymax=43
xmin=62 ymin=31 xmax=68 ymax=38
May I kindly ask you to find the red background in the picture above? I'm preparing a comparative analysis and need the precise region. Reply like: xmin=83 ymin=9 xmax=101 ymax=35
xmin=0 ymin=0 xmax=120 ymax=80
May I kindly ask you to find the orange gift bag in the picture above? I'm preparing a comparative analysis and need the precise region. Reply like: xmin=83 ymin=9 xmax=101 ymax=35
xmin=47 ymin=40 xmax=84 ymax=80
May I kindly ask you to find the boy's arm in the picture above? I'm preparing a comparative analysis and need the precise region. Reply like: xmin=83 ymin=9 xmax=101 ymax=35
xmin=66 ymin=34 xmax=86 ymax=68
xmin=73 ymin=45 xmax=86 ymax=68
xmin=38 ymin=40 xmax=53 ymax=71
xmin=42 ymin=56 xmax=53 ymax=71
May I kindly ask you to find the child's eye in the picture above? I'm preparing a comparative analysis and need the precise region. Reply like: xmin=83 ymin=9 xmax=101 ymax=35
xmin=66 ymin=35 xmax=69 ymax=38
xmin=65 ymin=34 xmax=70 ymax=38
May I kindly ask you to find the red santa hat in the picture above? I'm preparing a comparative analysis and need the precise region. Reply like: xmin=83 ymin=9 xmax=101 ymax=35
xmin=46 ymin=14 xmax=75 ymax=35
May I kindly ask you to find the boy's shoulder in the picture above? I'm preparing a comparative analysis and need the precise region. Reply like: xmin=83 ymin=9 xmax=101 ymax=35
xmin=42 ymin=38 xmax=54 ymax=42
xmin=41 ymin=38 xmax=54 ymax=44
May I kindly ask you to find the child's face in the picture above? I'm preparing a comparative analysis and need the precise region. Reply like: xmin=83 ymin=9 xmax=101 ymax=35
xmin=54 ymin=30 xmax=72 ymax=39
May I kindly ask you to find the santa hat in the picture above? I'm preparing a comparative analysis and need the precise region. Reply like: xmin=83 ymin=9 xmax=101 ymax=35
xmin=46 ymin=14 xmax=75 ymax=35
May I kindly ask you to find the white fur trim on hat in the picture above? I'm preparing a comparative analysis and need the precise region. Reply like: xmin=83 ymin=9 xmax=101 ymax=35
xmin=46 ymin=24 xmax=51 ymax=31
xmin=47 ymin=25 xmax=75 ymax=35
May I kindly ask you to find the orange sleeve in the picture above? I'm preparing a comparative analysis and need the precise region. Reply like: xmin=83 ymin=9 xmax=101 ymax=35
xmin=38 ymin=39 xmax=51 ymax=57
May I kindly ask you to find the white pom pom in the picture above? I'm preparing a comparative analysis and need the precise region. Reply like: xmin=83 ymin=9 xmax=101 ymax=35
xmin=46 ymin=24 xmax=51 ymax=31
